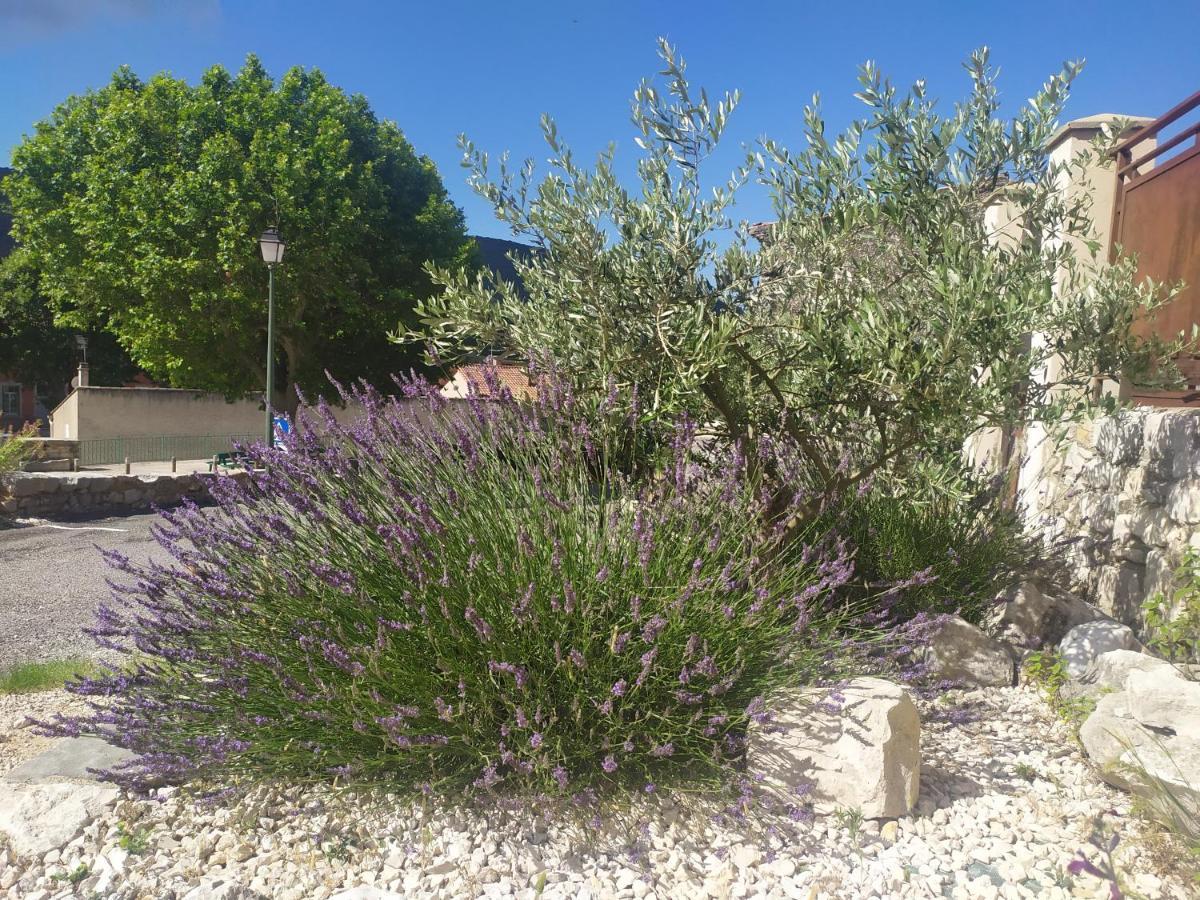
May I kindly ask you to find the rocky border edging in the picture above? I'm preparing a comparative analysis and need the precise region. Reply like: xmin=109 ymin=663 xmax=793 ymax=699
xmin=0 ymin=471 xmax=245 ymax=519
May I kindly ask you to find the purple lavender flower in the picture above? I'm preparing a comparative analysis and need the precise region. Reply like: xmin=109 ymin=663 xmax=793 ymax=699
xmin=488 ymin=661 xmax=528 ymax=688
xmin=464 ymin=607 xmax=494 ymax=642
xmin=641 ymin=615 xmax=667 ymax=644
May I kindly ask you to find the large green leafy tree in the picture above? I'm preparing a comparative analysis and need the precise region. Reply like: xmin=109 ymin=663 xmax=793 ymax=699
xmin=412 ymin=42 xmax=1180 ymax=508
xmin=0 ymin=250 xmax=138 ymax=398
xmin=6 ymin=56 xmax=475 ymax=409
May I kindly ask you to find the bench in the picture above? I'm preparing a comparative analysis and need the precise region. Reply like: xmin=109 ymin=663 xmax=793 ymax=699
xmin=209 ymin=451 xmax=250 ymax=473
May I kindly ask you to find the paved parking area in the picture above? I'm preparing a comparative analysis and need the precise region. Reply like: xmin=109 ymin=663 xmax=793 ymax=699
xmin=0 ymin=512 xmax=170 ymax=666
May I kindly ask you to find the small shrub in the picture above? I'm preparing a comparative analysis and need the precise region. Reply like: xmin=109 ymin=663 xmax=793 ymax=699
xmin=1143 ymin=550 xmax=1200 ymax=669
xmin=51 ymin=863 xmax=90 ymax=886
xmin=1014 ymin=762 xmax=1040 ymax=783
xmin=1022 ymin=650 xmax=1096 ymax=727
xmin=116 ymin=821 xmax=150 ymax=855
xmin=44 ymin=373 xmax=926 ymax=797
xmin=833 ymin=806 xmax=865 ymax=844
xmin=0 ymin=422 xmax=39 ymax=478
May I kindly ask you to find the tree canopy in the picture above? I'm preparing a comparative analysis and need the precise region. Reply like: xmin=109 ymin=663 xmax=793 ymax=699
xmin=0 ymin=250 xmax=137 ymax=396
xmin=410 ymin=42 xmax=1180 ymax=503
xmin=5 ymin=55 xmax=475 ymax=408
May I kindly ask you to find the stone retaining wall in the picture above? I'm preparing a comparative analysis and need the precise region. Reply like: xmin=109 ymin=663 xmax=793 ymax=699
xmin=0 ymin=470 xmax=238 ymax=518
xmin=1037 ymin=408 xmax=1200 ymax=631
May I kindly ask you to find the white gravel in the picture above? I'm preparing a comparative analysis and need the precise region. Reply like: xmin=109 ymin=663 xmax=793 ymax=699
xmin=0 ymin=685 xmax=1192 ymax=899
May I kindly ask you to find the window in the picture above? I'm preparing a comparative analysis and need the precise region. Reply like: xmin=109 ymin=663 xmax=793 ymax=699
xmin=1 ymin=384 xmax=20 ymax=417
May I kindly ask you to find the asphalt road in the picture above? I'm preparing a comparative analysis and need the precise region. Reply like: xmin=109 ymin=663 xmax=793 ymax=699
xmin=0 ymin=512 xmax=172 ymax=666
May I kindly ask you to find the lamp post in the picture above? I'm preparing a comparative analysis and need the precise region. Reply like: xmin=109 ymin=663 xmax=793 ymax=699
xmin=259 ymin=227 xmax=286 ymax=447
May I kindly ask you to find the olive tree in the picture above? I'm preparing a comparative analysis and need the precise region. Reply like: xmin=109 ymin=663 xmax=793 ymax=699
xmin=409 ymin=42 xmax=1179 ymax=505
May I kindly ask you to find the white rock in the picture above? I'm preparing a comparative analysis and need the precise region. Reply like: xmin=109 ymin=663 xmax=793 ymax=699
xmin=1066 ymin=648 xmax=1180 ymax=700
xmin=181 ymin=878 xmax=253 ymax=900
xmin=747 ymin=677 xmax=920 ymax=818
xmin=107 ymin=845 xmax=129 ymax=874
xmin=88 ymin=852 xmax=117 ymax=894
xmin=1127 ymin=666 xmax=1200 ymax=738
xmin=1058 ymin=620 xmax=1143 ymax=678
xmin=329 ymin=889 xmax=406 ymax=900
xmin=923 ymin=616 xmax=1015 ymax=687
xmin=1079 ymin=685 xmax=1200 ymax=823
xmin=730 ymin=844 xmax=761 ymax=868
xmin=0 ymin=781 xmax=118 ymax=859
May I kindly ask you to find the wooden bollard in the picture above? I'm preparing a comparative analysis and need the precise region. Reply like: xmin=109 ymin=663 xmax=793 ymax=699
xmin=124 ymin=456 xmax=130 ymax=475
xmin=71 ymin=457 xmax=79 ymax=472
xmin=171 ymin=456 xmax=177 ymax=473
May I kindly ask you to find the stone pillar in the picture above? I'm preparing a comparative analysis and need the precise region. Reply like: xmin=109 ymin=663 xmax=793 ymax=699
xmin=1016 ymin=114 xmax=1155 ymax=529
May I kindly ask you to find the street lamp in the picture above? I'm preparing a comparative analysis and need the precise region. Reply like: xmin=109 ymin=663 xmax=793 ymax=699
xmin=259 ymin=227 xmax=285 ymax=447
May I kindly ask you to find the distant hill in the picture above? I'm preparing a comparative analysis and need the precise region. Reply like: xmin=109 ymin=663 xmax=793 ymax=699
xmin=0 ymin=167 xmax=13 ymax=258
xmin=473 ymin=235 xmax=538 ymax=297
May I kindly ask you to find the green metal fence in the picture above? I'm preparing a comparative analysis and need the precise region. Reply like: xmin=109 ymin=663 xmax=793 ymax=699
xmin=78 ymin=433 xmax=259 ymax=466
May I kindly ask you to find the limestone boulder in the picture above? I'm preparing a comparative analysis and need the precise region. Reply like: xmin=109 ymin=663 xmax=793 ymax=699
xmin=3 ymin=736 xmax=135 ymax=784
xmin=1127 ymin=667 xmax=1200 ymax=739
xmin=993 ymin=582 xmax=1100 ymax=649
xmin=0 ymin=781 xmax=118 ymax=858
xmin=1079 ymin=667 xmax=1200 ymax=827
xmin=747 ymin=677 xmax=920 ymax=818
xmin=923 ymin=615 xmax=1014 ymax=687
xmin=1064 ymin=649 xmax=1181 ymax=702
xmin=1058 ymin=620 xmax=1144 ymax=679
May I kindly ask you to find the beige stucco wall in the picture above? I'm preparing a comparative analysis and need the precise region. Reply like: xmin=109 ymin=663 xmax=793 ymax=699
xmin=48 ymin=390 xmax=78 ymax=440
xmin=49 ymin=387 xmax=263 ymax=441
xmin=45 ymin=387 xmax=480 ymax=443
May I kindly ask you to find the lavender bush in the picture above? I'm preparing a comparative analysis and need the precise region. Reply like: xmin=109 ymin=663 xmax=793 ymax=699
xmin=47 ymin=369 xmax=922 ymax=796
xmin=840 ymin=487 xmax=1031 ymax=625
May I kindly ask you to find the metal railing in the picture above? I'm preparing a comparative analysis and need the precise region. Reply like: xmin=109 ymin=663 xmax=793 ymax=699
xmin=78 ymin=433 xmax=259 ymax=466
xmin=1109 ymin=89 xmax=1200 ymax=406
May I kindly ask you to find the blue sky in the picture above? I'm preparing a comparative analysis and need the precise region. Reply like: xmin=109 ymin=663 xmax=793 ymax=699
xmin=2 ymin=0 xmax=1198 ymax=240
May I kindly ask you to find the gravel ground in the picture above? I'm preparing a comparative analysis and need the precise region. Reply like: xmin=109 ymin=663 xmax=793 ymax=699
xmin=1 ymin=684 xmax=1193 ymax=900
xmin=0 ymin=514 xmax=167 ymax=665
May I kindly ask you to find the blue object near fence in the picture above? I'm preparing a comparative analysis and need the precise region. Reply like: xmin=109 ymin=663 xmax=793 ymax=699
xmin=272 ymin=415 xmax=291 ymax=448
